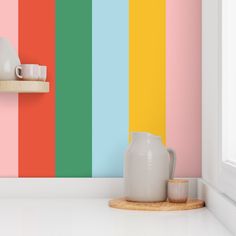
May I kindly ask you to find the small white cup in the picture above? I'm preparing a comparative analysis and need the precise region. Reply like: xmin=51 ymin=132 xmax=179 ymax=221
xmin=39 ymin=65 xmax=47 ymax=81
xmin=168 ymin=179 xmax=188 ymax=203
xmin=15 ymin=64 xmax=40 ymax=80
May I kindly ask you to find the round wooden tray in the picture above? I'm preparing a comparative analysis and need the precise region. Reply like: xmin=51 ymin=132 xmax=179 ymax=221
xmin=109 ymin=198 xmax=205 ymax=211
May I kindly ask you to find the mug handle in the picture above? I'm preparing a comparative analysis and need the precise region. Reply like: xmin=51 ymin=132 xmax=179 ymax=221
xmin=15 ymin=65 xmax=23 ymax=79
xmin=167 ymin=148 xmax=176 ymax=179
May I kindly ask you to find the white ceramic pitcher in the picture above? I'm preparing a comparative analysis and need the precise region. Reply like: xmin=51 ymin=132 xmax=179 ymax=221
xmin=124 ymin=132 xmax=176 ymax=202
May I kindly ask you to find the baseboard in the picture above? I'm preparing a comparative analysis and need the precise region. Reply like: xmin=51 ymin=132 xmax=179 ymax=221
xmin=198 ymin=179 xmax=236 ymax=235
xmin=0 ymin=178 xmax=198 ymax=199
xmin=0 ymin=178 xmax=123 ymax=198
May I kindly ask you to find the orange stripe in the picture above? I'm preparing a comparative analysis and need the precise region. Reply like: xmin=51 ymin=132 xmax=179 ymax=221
xmin=19 ymin=0 xmax=55 ymax=177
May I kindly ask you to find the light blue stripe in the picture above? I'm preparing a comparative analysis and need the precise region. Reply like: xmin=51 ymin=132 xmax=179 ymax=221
xmin=92 ymin=0 xmax=128 ymax=177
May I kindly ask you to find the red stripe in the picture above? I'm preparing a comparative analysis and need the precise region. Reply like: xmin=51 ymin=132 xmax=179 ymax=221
xmin=19 ymin=0 xmax=55 ymax=177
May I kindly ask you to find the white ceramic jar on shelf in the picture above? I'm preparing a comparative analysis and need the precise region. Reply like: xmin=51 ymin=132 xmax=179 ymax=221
xmin=0 ymin=37 xmax=20 ymax=80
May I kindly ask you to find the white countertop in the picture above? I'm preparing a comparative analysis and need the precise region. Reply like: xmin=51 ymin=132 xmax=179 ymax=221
xmin=0 ymin=198 xmax=231 ymax=236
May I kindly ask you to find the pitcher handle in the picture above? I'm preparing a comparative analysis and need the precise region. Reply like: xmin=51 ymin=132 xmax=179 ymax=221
xmin=167 ymin=148 xmax=176 ymax=179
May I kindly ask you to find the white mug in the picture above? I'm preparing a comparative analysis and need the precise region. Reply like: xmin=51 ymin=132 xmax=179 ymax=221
xmin=15 ymin=64 xmax=40 ymax=80
xmin=38 ymin=65 xmax=47 ymax=81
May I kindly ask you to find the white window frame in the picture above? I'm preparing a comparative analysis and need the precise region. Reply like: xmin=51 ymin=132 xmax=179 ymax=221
xmin=202 ymin=0 xmax=236 ymax=202
xmin=219 ymin=0 xmax=236 ymax=202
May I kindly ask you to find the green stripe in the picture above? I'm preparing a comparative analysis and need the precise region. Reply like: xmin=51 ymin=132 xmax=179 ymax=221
xmin=56 ymin=0 xmax=92 ymax=177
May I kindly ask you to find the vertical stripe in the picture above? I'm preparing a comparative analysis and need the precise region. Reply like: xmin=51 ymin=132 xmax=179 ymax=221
xmin=129 ymin=0 xmax=166 ymax=142
xmin=56 ymin=0 xmax=92 ymax=177
xmin=19 ymin=0 xmax=55 ymax=177
xmin=92 ymin=0 xmax=128 ymax=177
xmin=166 ymin=0 xmax=201 ymax=177
xmin=0 ymin=0 xmax=18 ymax=176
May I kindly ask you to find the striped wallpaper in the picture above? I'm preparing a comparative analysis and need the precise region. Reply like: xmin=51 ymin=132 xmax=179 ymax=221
xmin=0 ymin=0 xmax=201 ymax=177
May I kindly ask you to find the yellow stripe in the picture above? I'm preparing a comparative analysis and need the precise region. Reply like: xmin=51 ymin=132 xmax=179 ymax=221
xmin=129 ymin=0 xmax=166 ymax=142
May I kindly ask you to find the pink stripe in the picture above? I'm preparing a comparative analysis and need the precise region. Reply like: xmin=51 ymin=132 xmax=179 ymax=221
xmin=0 ymin=0 xmax=18 ymax=176
xmin=166 ymin=0 xmax=201 ymax=177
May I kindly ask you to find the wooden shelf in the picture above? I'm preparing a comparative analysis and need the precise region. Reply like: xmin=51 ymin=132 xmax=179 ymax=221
xmin=0 ymin=80 xmax=49 ymax=93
